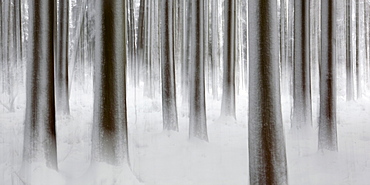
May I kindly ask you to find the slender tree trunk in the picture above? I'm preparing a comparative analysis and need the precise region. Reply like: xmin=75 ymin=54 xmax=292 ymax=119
xmin=319 ymin=0 xmax=338 ymax=151
xmin=204 ymin=0 xmax=209 ymax=93
xmin=220 ymin=0 xmax=236 ymax=120
xmin=243 ymin=0 xmax=248 ymax=91
xmin=211 ymin=0 xmax=219 ymax=99
xmin=292 ymin=0 xmax=312 ymax=129
xmin=2 ymin=0 xmax=9 ymax=95
xmin=55 ymin=0 xmax=70 ymax=115
xmin=92 ymin=0 xmax=129 ymax=165
xmin=364 ymin=0 xmax=370 ymax=71
xmin=356 ymin=0 xmax=361 ymax=98
xmin=15 ymin=0 xmax=22 ymax=81
xmin=128 ymin=0 xmax=136 ymax=87
xmin=280 ymin=0 xmax=286 ymax=91
xmin=161 ymin=0 xmax=179 ymax=132
xmin=346 ymin=0 xmax=354 ymax=101
xmin=143 ymin=0 xmax=149 ymax=97
xmin=182 ymin=0 xmax=192 ymax=105
xmin=248 ymin=0 xmax=288 ymax=184
xmin=287 ymin=0 xmax=295 ymax=99
xmin=137 ymin=0 xmax=145 ymax=84
xmin=21 ymin=0 xmax=57 ymax=171
xmin=189 ymin=0 xmax=208 ymax=141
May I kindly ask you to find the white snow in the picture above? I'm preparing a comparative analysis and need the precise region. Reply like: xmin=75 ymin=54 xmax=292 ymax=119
xmin=1 ymin=84 xmax=370 ymax=184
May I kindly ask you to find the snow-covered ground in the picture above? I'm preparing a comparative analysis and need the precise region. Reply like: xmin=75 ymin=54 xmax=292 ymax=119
xmin=1 ymin=84 xmax=370 ymax=185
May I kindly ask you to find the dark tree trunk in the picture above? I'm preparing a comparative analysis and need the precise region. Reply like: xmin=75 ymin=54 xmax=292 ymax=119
xmin=318 ymin=0 xmax=338 ymax=151
xmin=292 ymin=0 xmax=313 ymax=129
xmin=220 ymin=0 xmax=236 ymax=120
xmin=248 ymin=0 xmax=288 ymax=184
xmin=92 ymin=0 xmax=129 ymax=165
xmin=189 ymin=0 xmax=208 ymax=141
xmin=137 ymin=0 xmax=146 ymax=84
xmin=161 ymin=0 xmax=179 ymax=131
xmin=21 ymin=0 xmax=57 ymax=171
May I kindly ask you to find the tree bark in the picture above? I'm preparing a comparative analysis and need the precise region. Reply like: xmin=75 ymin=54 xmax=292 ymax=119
xmin=161 ymin=0 xmax=179 ymax=132
xmin=248 ymin=0 xmax=288 ymax=184
xmin=292 ymin=0 xmax=312 ymax=129
xmin=318 ymin=0 xmax=338 ymax=151
xmin=189 ymin=0 xmax=208 ymax=141
xmin=21 ymin=0 xmax=57 ymax=170
xmin=92 ymin=0 xmax=129 ymax=165
xmin=220 ymin=0 xmax=236 ymax=120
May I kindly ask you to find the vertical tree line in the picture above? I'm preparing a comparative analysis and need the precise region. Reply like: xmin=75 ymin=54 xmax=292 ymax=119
xmin=1 ymin=0 xmax=370 ymax=184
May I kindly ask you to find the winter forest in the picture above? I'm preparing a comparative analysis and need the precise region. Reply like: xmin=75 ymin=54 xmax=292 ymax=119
xmin=1 ymin=0 xmax=370 ymax=184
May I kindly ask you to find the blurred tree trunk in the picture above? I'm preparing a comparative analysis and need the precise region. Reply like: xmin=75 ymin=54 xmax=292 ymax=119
xmin=248 ymin=0 xmax=288 ymax=184
xmin=210 ymin=0 xmax=219 ymax=99
xmin=161 ymin=0 xmax=179 ymax=131
xmin=220 ymin=0 xmax=236 ymax=120
xmin=346 ymin=0 xmax=354 ymax=101
xmin=356 ymin=0 xmax=361 ymax=98
xmin=55 ymin=0 xmax=70 ymax=115
xmin=189 ymin=0 xmax=208 ymax=141
xmin=21 ymin=0 xmax=58 ymax=171
xmin=182 ymin=0 xmax=192 ymax=105
xmin=92 ymin=0 xmax=129 ymax=165
xmin=292 ymin=0 xmax=312 ymax=129
xmin=318 ymin=0 xmax=338 ymax=151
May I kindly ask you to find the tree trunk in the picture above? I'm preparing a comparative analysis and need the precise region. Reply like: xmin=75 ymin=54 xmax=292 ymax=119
xmin=161 ymin=0 xmax=179 ymax=132
xmin=55 ymin=0 xmax=70 ymax=115
xmin=287 ymin=0 xmax=295 ymax=98
xmin=92 ymin=0 xmax=129 ymax=165
xmin=346 ymin=0 xmax=354 ymax=101
xmin=364 ymin=1 xmax=370 ymax=71
xmin=128 ymin=0 xmax=136 ymax=87
xmin=292 ymin=0 xmax=313 ymax=129
xmin=182 ymin=0 xmax=192 ymax=105
xmin=137 ymin=0 xmax=145 ymax=84
xmin=15 ymin=0 xmax=23 ymax=82
xmin=210 ymin=0 xmax=219 ymax=99
xmin=248 ymin=0 xmax=288 ymax=184
xmin=318 ymin=0 xmax=338 ymax=151
xmin=189 ymin=0 xmax=208 ymax=141
xmin=356 ymin=0 xmax=361 ymax=98
xmin=21 ymin=0 xmax=57 ymax=171
xmin=280 ymin=0 xmax=286 ymax=91
xmin=241 ymin=1 xmax=249 ymax=91
xmin=220 ymin=0 xmax=236 ymax=120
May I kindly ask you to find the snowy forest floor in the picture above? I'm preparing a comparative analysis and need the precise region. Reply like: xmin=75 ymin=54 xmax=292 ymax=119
xmin=1 ymin=85 xmax=370 ymax=185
